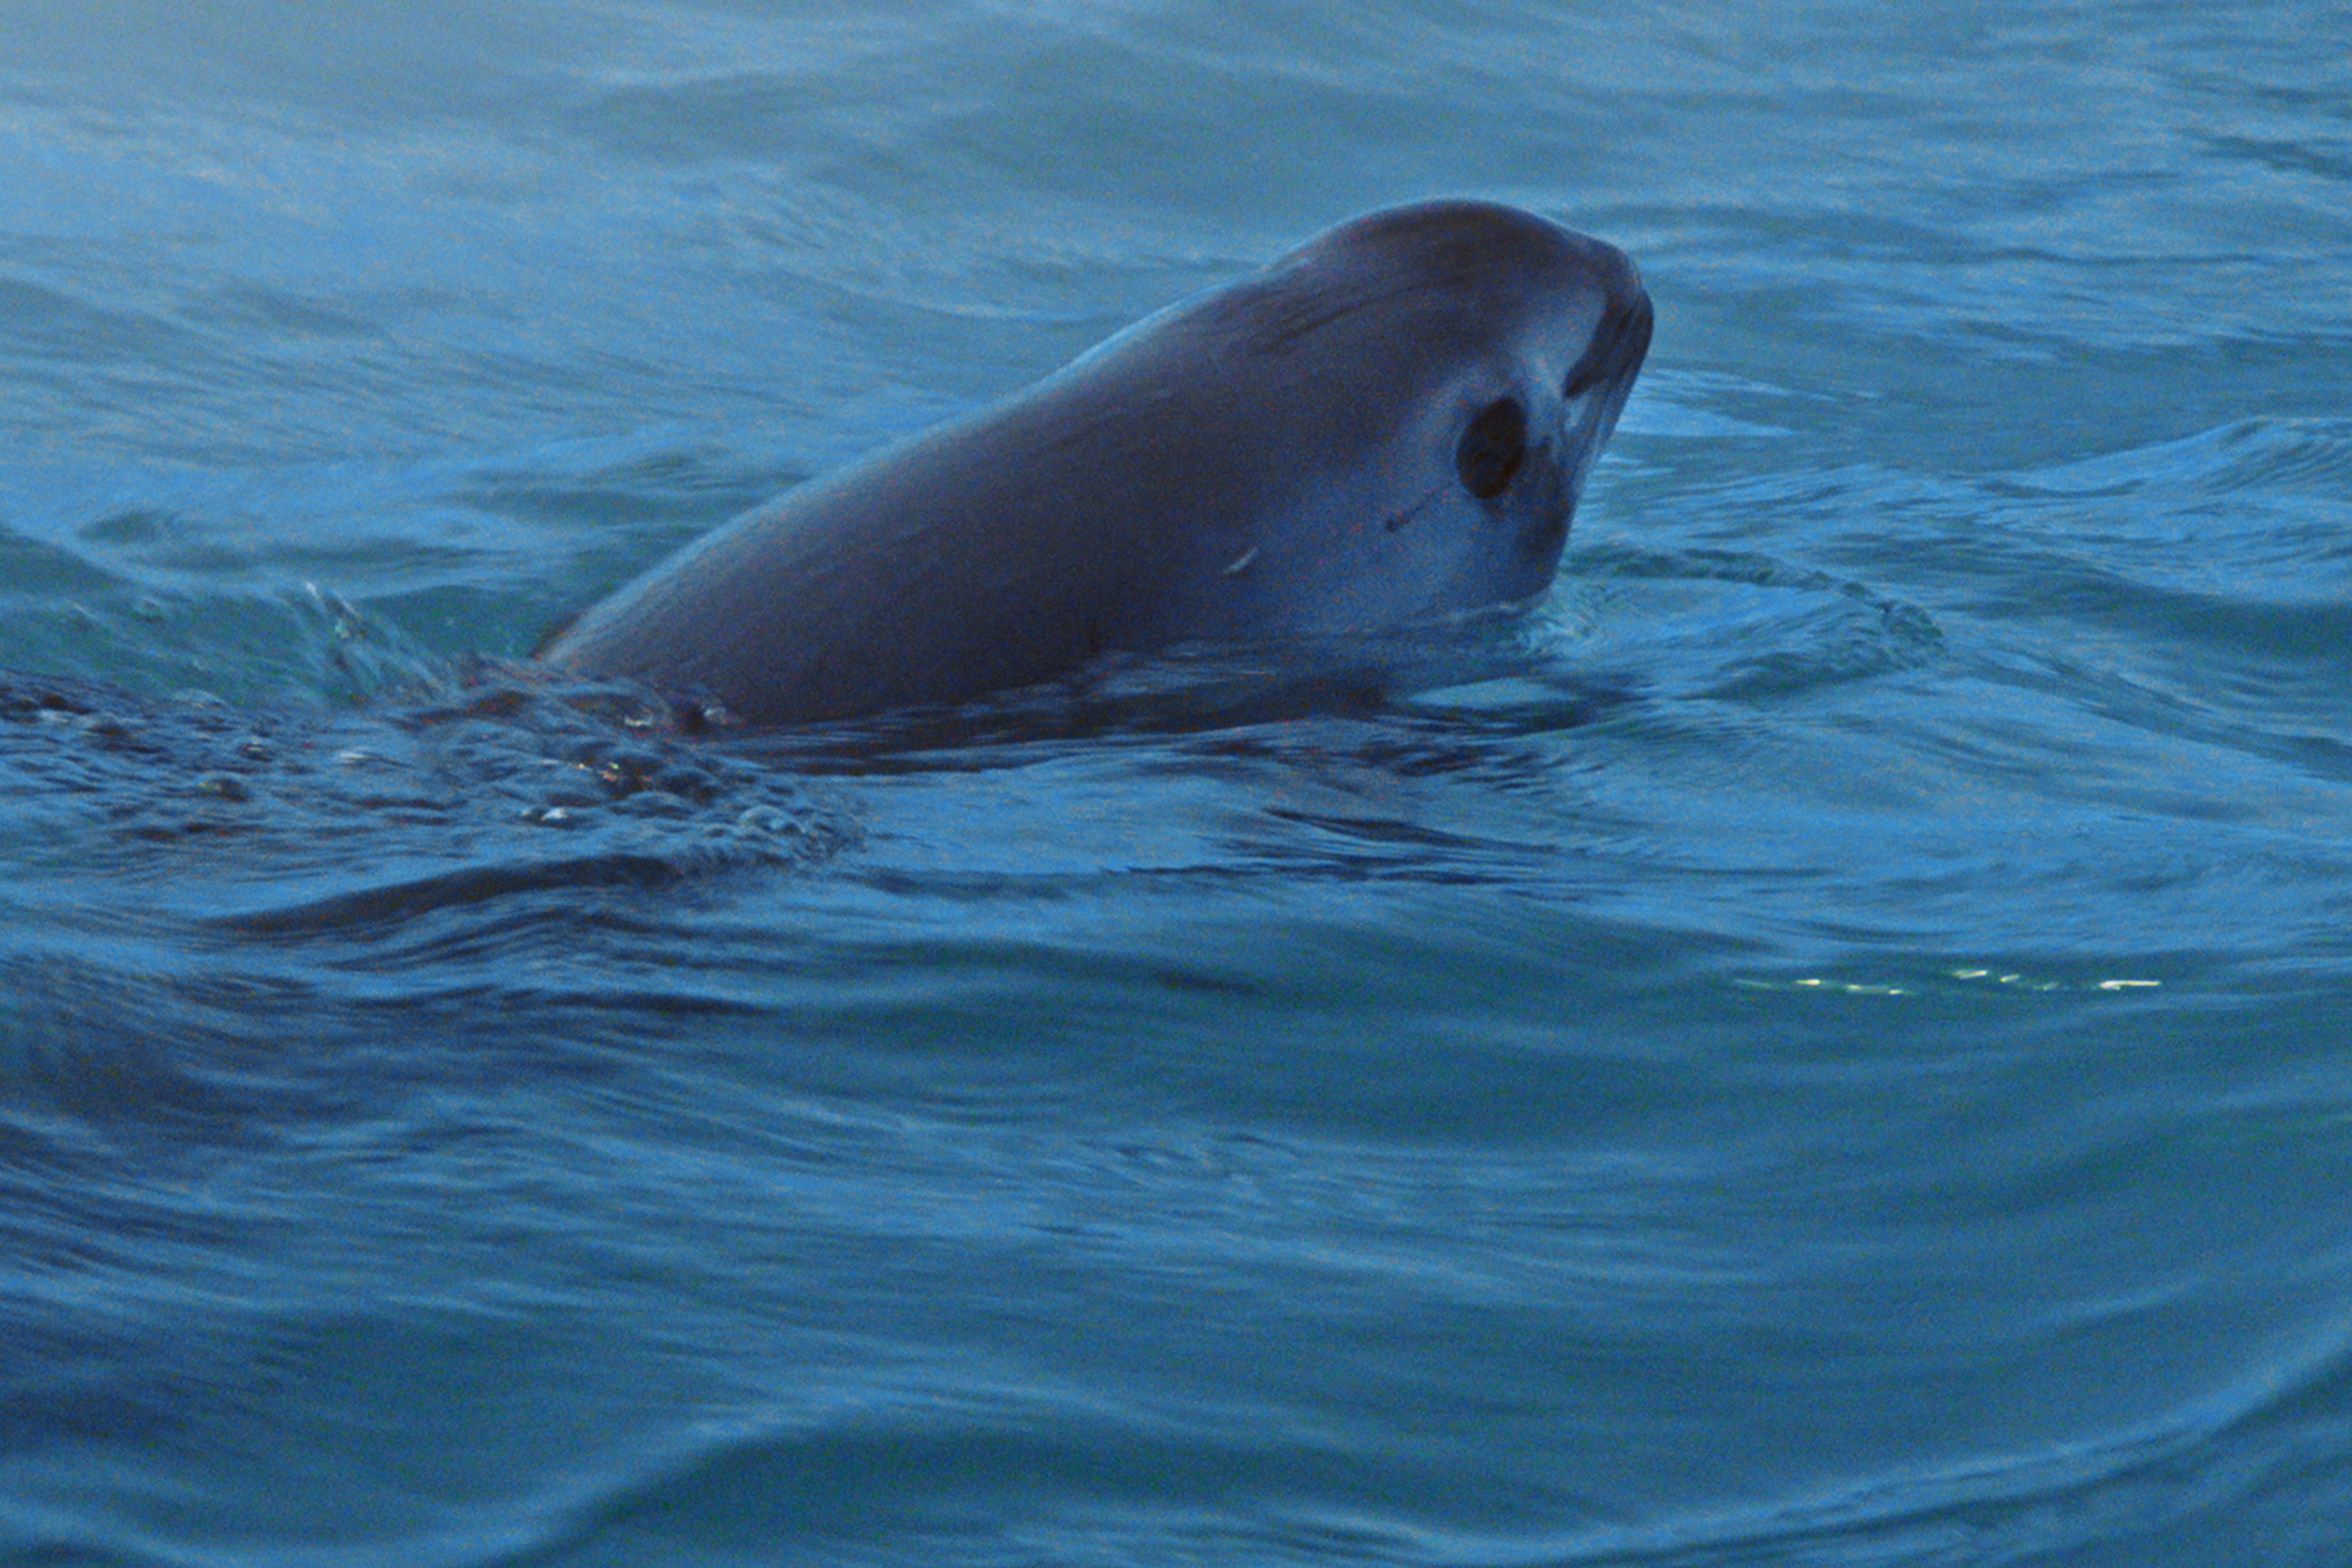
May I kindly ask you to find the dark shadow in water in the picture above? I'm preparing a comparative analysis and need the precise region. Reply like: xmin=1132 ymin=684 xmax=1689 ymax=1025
xmin=720 ymin=615 xmax=1643 ymax=777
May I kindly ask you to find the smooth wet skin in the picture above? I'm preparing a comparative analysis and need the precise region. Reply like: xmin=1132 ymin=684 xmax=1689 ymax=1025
xmin=542 ymin=200 xmax=1652 ymax=725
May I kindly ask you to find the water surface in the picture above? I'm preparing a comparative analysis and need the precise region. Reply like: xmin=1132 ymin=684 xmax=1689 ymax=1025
xmin=3 ymin=3 xmax=2350 ymax=1564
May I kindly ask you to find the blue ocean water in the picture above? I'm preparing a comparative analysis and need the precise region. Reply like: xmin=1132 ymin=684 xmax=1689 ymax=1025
xmin=3 ymin=1 xmax=2350 ymax=1563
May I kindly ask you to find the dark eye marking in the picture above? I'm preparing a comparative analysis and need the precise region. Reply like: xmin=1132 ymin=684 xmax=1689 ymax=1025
xmin=1455 ymin=396 xmax=1526 ymax=501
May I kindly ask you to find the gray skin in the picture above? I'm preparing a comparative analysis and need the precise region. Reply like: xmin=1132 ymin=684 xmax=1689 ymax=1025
xmin=541 ymin=199 xmax=1653 ymax=725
